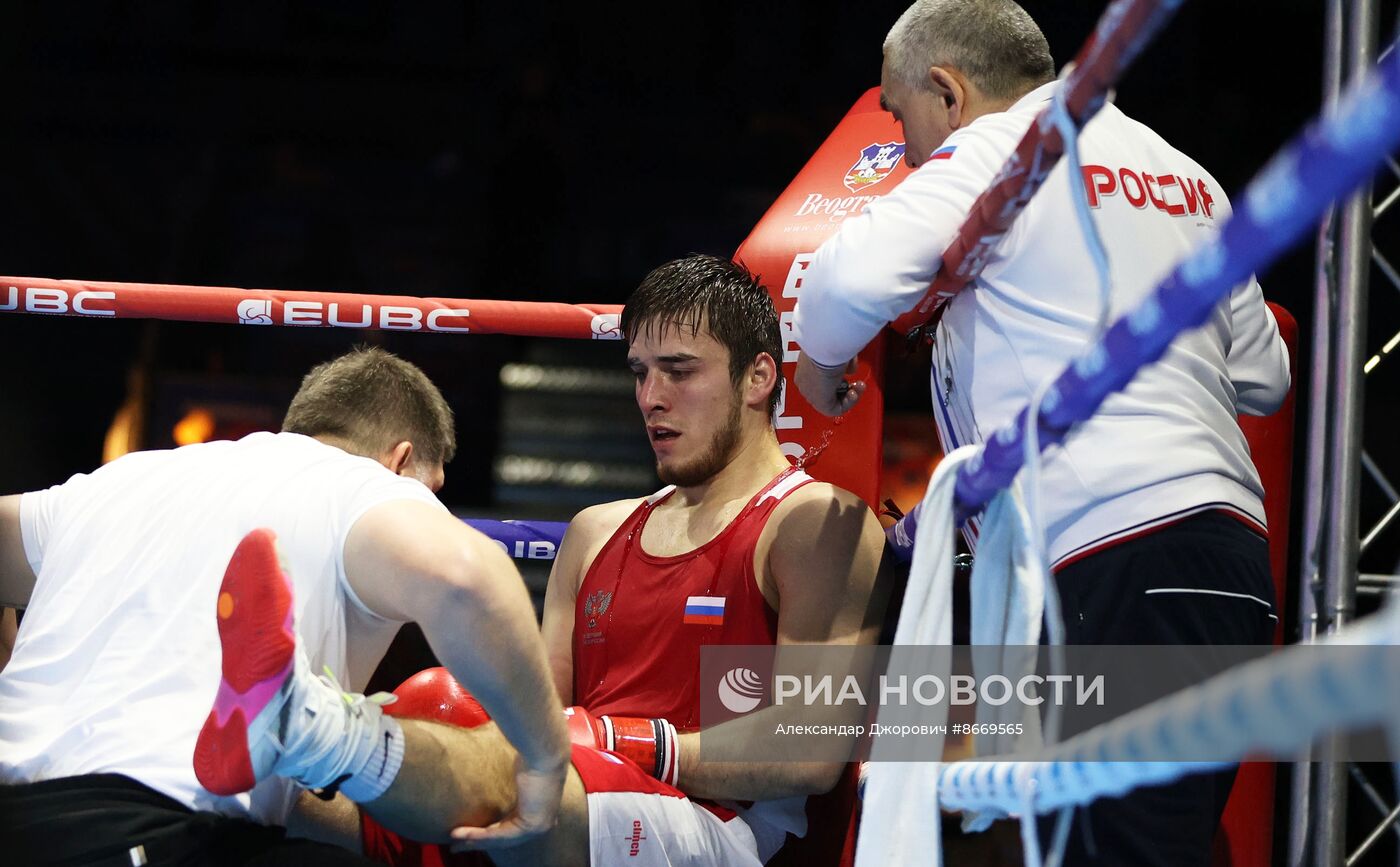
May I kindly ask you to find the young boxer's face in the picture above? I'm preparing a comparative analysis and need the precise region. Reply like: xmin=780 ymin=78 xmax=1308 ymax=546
xmin=628 ymin=319 xmax=744 ymax=488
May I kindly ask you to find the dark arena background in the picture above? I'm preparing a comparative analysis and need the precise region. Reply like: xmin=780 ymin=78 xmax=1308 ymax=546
xmin=2 ymin=2 xmax=1399 ymax=864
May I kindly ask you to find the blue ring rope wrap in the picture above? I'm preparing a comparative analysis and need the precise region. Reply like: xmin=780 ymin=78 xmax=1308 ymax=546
xmin=900 ymin=44 xmax=1400 ymax=535
xmin=462 ymin=518 xmax=567 ymax=559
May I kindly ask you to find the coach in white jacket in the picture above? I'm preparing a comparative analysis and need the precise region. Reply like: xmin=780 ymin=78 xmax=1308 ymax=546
xmin=793 ymin=2 xmax=1289 ymax=864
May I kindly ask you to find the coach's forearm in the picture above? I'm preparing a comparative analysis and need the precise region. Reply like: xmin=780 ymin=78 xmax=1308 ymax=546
xmin=417 ymin=541 xmax=568 ymax=774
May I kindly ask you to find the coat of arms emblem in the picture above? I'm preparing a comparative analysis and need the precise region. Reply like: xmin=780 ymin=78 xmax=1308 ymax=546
xmin=844 ymin=142 xmax=906 ymax=192
xmin=583 ymin=590 xmax=613 ymax=629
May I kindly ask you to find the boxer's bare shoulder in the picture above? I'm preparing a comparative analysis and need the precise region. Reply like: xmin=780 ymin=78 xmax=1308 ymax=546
xmin=757 ymin=479 xmax=877 ymax=575
xmin=557 ymin=497 xmax=647 ymax=589
xmin=755 ymin=480 xmax=888 ymax=643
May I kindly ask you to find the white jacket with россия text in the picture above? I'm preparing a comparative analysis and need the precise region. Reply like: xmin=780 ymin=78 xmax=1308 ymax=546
xmin=793 ymin=81 xmax=1290 ymax=567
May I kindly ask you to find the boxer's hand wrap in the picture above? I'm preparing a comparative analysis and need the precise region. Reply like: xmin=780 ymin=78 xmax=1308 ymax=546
xmin=564 ymin=706 xmax=680 ymax=787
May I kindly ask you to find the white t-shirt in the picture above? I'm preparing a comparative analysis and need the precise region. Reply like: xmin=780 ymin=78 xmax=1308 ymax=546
xmin=0 ymin=431 xmax=445 ymax=824
xmin=795 ymin=81 xmax=1291 ymax=565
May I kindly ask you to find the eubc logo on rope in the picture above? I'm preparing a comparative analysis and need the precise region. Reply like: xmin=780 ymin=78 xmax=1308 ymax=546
xmin=234 ymin=299 xmax=474 ymax=331
xmin=590 ymin=313 xmax=621 ymax=340
xmin=1 ymin=286 xmax=115 ymax=317
xmin=237 ymin=299 xmax=273 ymax=325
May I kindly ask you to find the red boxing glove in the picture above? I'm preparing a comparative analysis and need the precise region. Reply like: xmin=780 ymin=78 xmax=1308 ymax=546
xmin=361 ymin=668 xmax=492 ymax=867
xmin=563 ymin=706 xmax=679 ymax=787
xmin=386 ymin=667 xmax=491 ymax=728
xmin=562 ymin=704 xmax=608 ymax=749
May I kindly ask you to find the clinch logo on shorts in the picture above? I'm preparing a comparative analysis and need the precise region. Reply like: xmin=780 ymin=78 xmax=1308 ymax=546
xmin=234 ymin=298 xmax=473 ymax=332
xmin=625 ymin=819 xmax=647 ymax=857
xmin=1080 ymin=165 xmax=1216 ymax=218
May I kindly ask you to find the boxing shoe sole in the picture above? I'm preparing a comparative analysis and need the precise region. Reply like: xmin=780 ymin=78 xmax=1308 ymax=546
xmin=193 ymin=528 xmax=297 ymax=796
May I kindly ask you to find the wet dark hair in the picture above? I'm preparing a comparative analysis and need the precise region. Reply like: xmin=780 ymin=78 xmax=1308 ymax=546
xmin=622 ymin=254 xmax=785 ymax=415
xmin=282 ymin=345 xmax=456 ymax=464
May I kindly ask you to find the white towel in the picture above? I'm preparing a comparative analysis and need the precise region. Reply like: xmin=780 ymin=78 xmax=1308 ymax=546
xmin=855 ymin=446 xmax=978 ymax=867
xmin=962 ymin=478 xmax=1049 ymax=832
xmin=856 ymin=446 xmax=1060 ymax=863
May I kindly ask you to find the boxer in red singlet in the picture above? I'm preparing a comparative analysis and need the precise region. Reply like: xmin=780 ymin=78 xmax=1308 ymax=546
xmin=343 ymin=254 xmax=887 ymax=867
xmin=530 ymin=254 xmax=888 ymax=866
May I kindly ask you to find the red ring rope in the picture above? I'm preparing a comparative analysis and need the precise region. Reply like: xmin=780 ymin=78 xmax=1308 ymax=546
xmin=0 ymin=275 xmax=623 ymax=340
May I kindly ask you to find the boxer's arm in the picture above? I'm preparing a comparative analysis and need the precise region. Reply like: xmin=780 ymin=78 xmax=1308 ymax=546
xmin=676 ymin=484 xmax=889 ymax=800
xmin=543 ymin=499 xmax=641 ymax=704
xmin=766 ymin=485 xmax=889 ymax=649
xmin=0 ymin=495 xmax=36 ymax=609
xmin=540 ymin=515 xmax=592 ymax=705
xmin=344 ymin=500 xmax=569 ymax=779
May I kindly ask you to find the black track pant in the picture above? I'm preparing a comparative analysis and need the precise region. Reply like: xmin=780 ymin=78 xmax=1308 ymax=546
xmin=0 ymin=773 xmax=376 ymax=866
xmin=1040 ymin=511 xmax=1277 ymax=867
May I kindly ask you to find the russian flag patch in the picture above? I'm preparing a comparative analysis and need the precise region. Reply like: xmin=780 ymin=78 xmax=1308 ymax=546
xmin=683 ymin=596 xmax=726 ymax=626
xmin=929 ymin=145 xmax=957 ymax=161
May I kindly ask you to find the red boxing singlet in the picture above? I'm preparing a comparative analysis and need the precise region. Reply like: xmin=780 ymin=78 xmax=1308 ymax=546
xmin=573 ymin=467 xmax=813 ymax=729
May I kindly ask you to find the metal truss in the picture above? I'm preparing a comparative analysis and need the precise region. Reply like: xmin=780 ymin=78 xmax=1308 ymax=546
xmin=1291 ymin=2 xmax=1400 ymax=865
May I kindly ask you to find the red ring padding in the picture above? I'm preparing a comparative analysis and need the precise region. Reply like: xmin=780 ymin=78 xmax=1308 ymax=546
xmin=360 ymin=668 xmax=491 ymax=867
xmin=1212 ymin=302 xmax=1298 ymax=867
